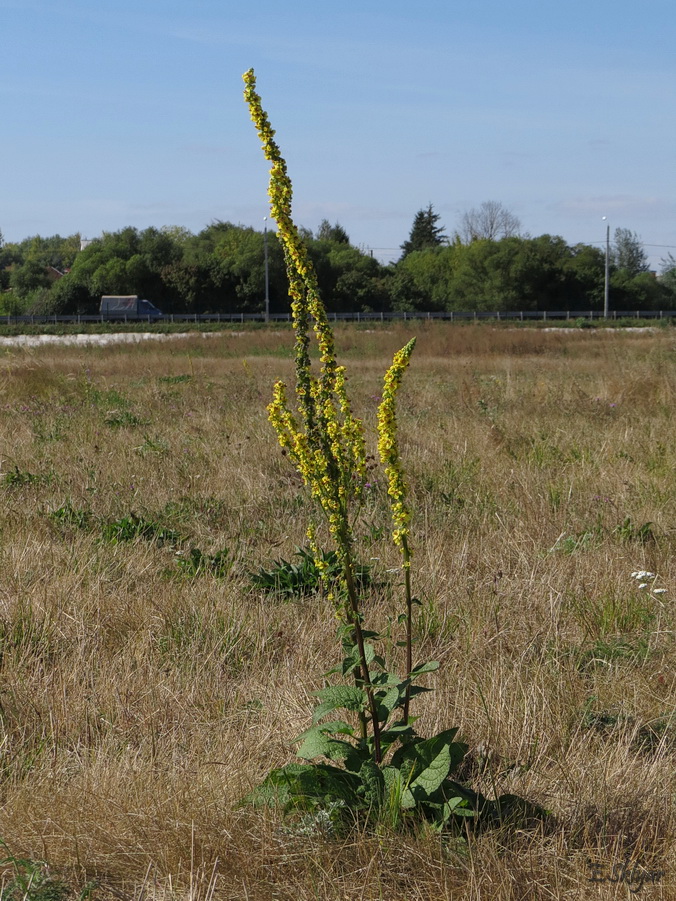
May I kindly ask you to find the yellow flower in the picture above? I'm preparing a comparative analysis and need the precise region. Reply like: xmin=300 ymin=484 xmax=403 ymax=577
xmin=377 ymin=339 xmax=416 ymax=549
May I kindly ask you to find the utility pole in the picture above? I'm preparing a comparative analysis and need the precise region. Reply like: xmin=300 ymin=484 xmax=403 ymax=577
xmin=602 ymin=217 xmax=610 ymax=319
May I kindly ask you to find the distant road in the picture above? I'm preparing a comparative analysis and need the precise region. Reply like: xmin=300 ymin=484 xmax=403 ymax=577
xmin=0 ymin=309 xmax=674 ymax=325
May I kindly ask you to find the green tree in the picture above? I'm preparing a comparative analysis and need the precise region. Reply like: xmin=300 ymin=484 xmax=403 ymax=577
xmin=396 ymin=235 xmax=606 ymax=312
xmin=90 ymin=258 xmax=132 ymax=297
xmin=659 ymin=253 xmax=676 ymax=298
xmin=449 ymin=238 xmax=523 ymax=309
xmin=54 ymin=225 xmax=187 ymax=312
xmin=48 ymin=278 xmax=92 ymax=314
xmin=400 ymin=204 xmax=446 ymax=258
xmin=183 ymin=221 xmax=236 ymax=263
xmin=563 ymin=243 xmax=605 ymax=308
xmin=160 ymin=261 xmax=216 ymax=313
xmin=160 ymin=225 xmax=193 ymax=246
xmin=211 ymin=225 xmax=287 ymax=314
xmin=0 ymin=242 xmax=22 ymax=271
xmin=307 ymin=233 xmax=390 ymax=312
xmin=395 ymin=246 xmax=452 ymax=310
xmin=613 ymin=227 xmax=649 ymax=275
xmin=610 ymin=270 xmax=666 ymax=310
xmin=9 ymin=259 xmax=52 ymax=298
xmin=316 ymin=219 xmax=350 ymax=244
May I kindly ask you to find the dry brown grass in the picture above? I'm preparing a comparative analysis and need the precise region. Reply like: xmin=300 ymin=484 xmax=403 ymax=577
xmin=0 ymin=324 xmax=674 ymax=899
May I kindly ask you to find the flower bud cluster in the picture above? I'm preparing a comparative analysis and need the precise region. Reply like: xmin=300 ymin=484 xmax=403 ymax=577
xmin=377 ymin=339 xmax=416 ymax=553
xmin=244 ymin=69 xmax=366 ymax=581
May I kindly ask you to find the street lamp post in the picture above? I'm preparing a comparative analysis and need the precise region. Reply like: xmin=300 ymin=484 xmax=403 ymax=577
xmin=604 ymin=221 xmax=610 ymax=319
xmin=263 ymin=217 xmax=270 ymax=323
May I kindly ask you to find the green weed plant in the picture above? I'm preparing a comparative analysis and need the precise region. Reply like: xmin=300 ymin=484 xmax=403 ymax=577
xmin=49 ymin=501 xmax=91 ymax=530
xmin=0 ymin=841 xmax=94 ymax=901
xmin=240 ymin=70 xmax=539 ymax=833
xmin=101 ymin=512 xmax=179 ymax=546
xmin=174 ymin=546 xmax=231 ymax=579
xmin=250 ymin=546 xmax=371 ymax=600
xmin=3 ymin=466 xmax=51 ymax=488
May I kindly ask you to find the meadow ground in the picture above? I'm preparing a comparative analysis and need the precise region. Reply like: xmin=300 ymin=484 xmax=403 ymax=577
xmin=0 ymin=323 xmax=674 ymax=900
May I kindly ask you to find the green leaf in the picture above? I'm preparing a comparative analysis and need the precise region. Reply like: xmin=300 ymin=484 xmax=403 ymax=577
xmin=374 ymin=685 xmax=403 ymax=723
xmin=431 ymin=795 xmax=477 ymax=826
xmin=400 ymin=744 xmax=453 ymax=808
xmin=380 ymin=723 xmax=415 ymax=739
xmin=312 ymin=685 xmax=367 ymax=723
xmin=297 ymin=720 xmax=355 ymax=738
xmin=391 ymin=728 xmax=464 ymax=780
xmin=379 ymin=723 xmax=416 ymax=755
xmin=340 ymin=641 xmax=379 ymax=676
xmin=408 ymin=684 xmax=433 ymax=699
xmin=382 ymin=765 xmax=402 ymax=799
xmin=409 ymin=660 xmax=439 ymax=677
xmin=297 ymin=729 xmax=355 ymax=763
xmin=241 ymin=761 xmax=364 ymax=811
xmin=371 ymin=670 xmax=401 ymax=687
xmin=240 ymin=762 xmax=318 ymax=808
xmin=357 ymin=759 xmax=385 ymax=808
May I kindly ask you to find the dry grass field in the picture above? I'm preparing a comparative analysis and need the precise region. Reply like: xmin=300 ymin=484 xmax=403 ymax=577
xmin=0 ymin=323 xmax=674 ymax=900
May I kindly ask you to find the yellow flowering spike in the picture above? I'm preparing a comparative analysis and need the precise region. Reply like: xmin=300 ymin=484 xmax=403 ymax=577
xmin=243 ymin=69 xmax=339 ymax=423
xmin=377 ymin=338 xmax=416 ymax=551
xmin=244 ymin=69 xmax=403 ymax=761
xmin=244 ymin=69 xmax=377 ymax=633
xmin=243 ymin=68 xmax=366 ymax=523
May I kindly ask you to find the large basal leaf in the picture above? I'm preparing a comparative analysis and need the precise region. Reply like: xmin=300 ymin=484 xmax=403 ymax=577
xmin=240 ymin=762 xmax=319 ymax=808
xmin=382 ymin=765 xmax=401 ymax=797
xmin=243 ymin=761 xmax=364 ymax=810
xmin=390 ymin=728 xmax=461 ymax=772
xmin=304 ymin=763 xmax=364 ymax=806
xmin=401 ymin=743 xmax=453 ymax=808
xmin=297 ymin=727 xmax=356 ymax=763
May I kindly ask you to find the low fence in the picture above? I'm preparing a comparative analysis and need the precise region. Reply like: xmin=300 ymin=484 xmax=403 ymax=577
xmin=0 ymin=309 xmax=675 ymax=325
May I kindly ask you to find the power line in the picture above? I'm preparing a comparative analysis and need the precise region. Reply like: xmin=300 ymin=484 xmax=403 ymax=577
xmin=376 ymin=241 xmax=676 ymax=253
xmin=574 ymin=240 xmax=676 ymax=251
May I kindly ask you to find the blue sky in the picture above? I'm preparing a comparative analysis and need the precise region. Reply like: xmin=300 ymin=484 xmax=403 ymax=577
xmin=2 ymin=0 xmax=675 ymax=267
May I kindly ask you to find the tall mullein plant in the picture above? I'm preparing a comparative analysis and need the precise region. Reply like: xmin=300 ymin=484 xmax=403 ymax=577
xmin=241 ymin=73 xmax=544 ymax=835
xmin=377 ymin=338 xmax=416 ymax=724
xmin=244 ymin=69 xmax=386 ymax=759
xmin=244 ymin=70 xmax=422 ymax=769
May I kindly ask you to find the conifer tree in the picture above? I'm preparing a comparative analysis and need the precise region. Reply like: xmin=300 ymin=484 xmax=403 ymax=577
xmin=400 ymin=204 xmax=446 ymax=258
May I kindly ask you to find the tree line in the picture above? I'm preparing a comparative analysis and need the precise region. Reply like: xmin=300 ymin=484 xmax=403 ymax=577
xmin=1 ymin=206 xmax=675 ymax=316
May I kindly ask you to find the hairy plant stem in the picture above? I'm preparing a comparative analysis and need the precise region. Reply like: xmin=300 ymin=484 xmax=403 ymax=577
xmin=401 ymin=535 xmax=413 ymax=725
xmin=342 ymin=547 xmax=383 ymax=764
